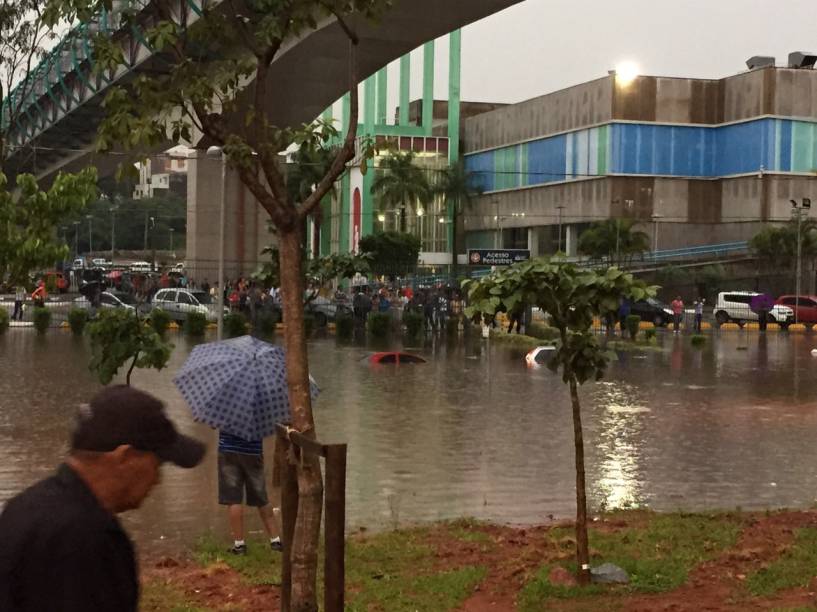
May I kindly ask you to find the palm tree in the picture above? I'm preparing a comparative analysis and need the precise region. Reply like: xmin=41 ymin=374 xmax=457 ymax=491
xmin=370 ymin=152 xmax=433 ymax=232
xmin=578 ymin=218 xmax=649 ymax=267
xmin=435 ymin=160 xmax=482 ymax=276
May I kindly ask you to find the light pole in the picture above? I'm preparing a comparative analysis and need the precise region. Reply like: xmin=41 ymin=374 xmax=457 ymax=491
xmin=791 ymin=198 xmax=812 ymax=324
xmin=556 ymin=204 xmax=565 ymax=253
xmin=169 ymin=227 xmax=175 ymax=256
xmin=207 ymin=146 xmax=227 ymax=341
xmin=651 ymin=213 xmax=663 ymax=256
xmin=86 ymin=214 xmax=93 ymax=254
xmin=73 ymin=221 xmax=80 ymax=258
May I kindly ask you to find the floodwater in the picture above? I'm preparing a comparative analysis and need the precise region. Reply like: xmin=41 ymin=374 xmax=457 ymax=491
xmin=1 ymin=329 xmax=817 ymax=553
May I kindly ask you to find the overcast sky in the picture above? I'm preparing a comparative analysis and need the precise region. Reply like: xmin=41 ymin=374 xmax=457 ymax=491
xmin=459 ymin=0 xmax=816 ymax=104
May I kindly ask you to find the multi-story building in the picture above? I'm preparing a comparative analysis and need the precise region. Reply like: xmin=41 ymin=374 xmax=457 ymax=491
xmin=462 ymin=54 xmax=817 ymax=256
xmin=133 ymin=147 xmax=189 ymax=199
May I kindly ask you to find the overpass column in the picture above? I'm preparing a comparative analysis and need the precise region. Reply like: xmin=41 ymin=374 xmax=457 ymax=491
xmin=187 ymin=151 xmax=273 ymax=284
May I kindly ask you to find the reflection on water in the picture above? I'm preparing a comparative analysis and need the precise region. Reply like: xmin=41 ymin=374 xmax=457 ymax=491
xmin=1 ymin=329 xmax=817 ymax=552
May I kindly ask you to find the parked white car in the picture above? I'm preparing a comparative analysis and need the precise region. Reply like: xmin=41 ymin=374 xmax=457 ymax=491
xmin=713 ymin=291 xmax=794 ymax=328
xmin=151 ymin=288 xmax=225 ymax=322
xmin=91 ymin=258 xmax=111 ymax=268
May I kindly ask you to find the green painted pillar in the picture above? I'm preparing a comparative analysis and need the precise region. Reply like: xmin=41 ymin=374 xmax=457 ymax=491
xmin=341 ymin=92 xmax=351 ymax=139
xmin=340 ymin=174 xmax=350 ymax=253
xmin=422 ymin=40 xmax=435 ymax=135
xmin=376 ymin=68 xmax=388 ymax=125
xmin=364 ymin=75 xmax=375 ymax=136
xmin=448 ymin=30 xmax=462 ymax=163
xmin=399 ymin=55 xmax=411 ymax=126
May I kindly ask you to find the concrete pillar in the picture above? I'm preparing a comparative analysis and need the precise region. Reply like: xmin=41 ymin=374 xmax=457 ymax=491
xmin=527 ymin=227 xmax=539 ymax=257
xmin=565 ymin=224 xmax=577 ymax=257
xmin=186 ymin=151 xmax=274 ymax=285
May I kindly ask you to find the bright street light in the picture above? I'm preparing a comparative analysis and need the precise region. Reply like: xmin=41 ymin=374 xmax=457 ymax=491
xmin=614 ymin=61 xmax=640 ymax=86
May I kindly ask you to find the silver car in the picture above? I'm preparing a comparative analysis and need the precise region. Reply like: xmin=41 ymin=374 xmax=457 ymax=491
xmin=151 ymin=288 xmax=225 ymax=322
xmin=73 ymin=291 xmax=137 ymax=313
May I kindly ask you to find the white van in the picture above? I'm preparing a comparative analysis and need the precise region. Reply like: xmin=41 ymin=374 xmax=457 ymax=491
xmin=713 ymin=292 xmax=793 ymax=328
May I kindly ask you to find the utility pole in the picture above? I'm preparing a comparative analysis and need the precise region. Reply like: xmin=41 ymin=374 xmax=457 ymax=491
xmin=791 ymin=198 xmax=812 ymax=324
xmin=556 ymin=204 xmax=565 ymax=253
xmin=169 ymin=227 xmax=175 ymax=255
xmin=143 ymin=211 xmax=149 ymax=251
xmin=73 ymin=221 xmax=80 ymax=258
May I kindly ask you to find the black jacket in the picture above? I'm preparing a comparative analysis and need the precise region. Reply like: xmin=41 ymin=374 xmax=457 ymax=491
xmin=0 ymin=464 xmax=138 ymax=611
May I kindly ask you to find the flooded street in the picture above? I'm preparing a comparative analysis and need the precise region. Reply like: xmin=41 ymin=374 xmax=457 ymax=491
xmin=2 ymin=330 xmax=817 ymax=553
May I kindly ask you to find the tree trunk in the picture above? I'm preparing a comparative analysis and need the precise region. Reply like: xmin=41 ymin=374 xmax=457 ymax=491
xmin=278 ymin=228 xmax=323 ymax=612
xmin=568 ymin=374 xmax=591 ymax=585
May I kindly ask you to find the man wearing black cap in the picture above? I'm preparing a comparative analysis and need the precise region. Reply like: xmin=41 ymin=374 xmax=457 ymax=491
xmin=0 ymin=385 xmax=205 ymax=612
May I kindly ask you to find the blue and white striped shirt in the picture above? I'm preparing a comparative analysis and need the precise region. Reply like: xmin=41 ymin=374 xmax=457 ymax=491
xmin=218 ymin=431 xmax=263 ymax=456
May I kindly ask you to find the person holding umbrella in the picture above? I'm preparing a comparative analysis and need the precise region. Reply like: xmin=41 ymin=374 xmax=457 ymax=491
xmin=174 ymin=335 xmax=320 ymax=555
xmin=217 ymin=430 xmax=281 ymax=554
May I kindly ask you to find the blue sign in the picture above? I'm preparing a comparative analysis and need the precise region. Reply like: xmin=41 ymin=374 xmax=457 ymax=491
xmin=468 ymin=249 xmax=531 ymax=266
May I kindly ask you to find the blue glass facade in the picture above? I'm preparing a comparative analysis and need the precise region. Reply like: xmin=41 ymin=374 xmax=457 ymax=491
xmin=465 ymin=118 xmax=817 ymax=193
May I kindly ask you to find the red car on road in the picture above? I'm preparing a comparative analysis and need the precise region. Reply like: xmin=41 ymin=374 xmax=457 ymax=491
xmin=775 ymin=295 xmax=817 ymax=327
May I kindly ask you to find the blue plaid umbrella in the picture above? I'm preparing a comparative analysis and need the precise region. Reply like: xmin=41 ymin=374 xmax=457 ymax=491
xmin=173 ymin=335 xmax=319 ymax=440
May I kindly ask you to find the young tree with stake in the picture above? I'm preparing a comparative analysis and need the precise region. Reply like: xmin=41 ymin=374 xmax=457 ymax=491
xmin=44 ymin=1 xmax=388 ymax=609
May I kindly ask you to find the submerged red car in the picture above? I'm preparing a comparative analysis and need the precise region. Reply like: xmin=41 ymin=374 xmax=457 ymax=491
xmin=364 ymin=352 xmax=427 ymax=365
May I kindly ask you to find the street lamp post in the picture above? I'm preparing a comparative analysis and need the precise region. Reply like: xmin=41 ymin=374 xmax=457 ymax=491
xmin=651 ymin=213 xmax=663 ymax=256
xmin=493 ymin=199 xmax=501 ymax=249
xmin=207 ymin=146 xmax=227 ymax=341
xmin=73 ymin=221 xmax=80 ymax=258
xmin=169 ymin=227 xmax=175 ymax=255
xmin=791 ymin=198 xmax=812 ymax=324
xmin=556 ymin=204 xmax=565 ymax=253
xmin=86 ymin=215 xmax=93 ymax=254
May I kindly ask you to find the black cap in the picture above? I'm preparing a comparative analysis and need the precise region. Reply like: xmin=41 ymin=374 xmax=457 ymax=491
xmin=72 ymin=386 xmax=205 ymax=468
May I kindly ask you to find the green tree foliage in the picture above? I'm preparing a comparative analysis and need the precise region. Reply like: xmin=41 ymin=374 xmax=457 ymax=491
xmin=358 ymin=231 xmax=422 ymax=278
xmin=434 ymin=160 xmax=482 ymax=274
xmin=63 ymin=194 xmax=187 ymax=255
xmin=87 ymin=309 xmax=173 ymax=385
xmin=750 ymin=219 xmax=817 ymax=271
xmin=0 ymin=169 xmax=97 ymax=286
xmin=0 ymin=0 xmax=59 ymax=160
xmin=371 ymin=152 xmax=433 ymax=227
xmin=578 ymin=219 xmax=650 ymax=266
xmin=255 ymin=248 xmax=371 ymax=298
xmin=464 ymin=258 xmax=655 ymax=585
xmin=149 ymin=308 xmax=171 ymax=336
xmin=224 ymin=312 xmax=249 ymax=338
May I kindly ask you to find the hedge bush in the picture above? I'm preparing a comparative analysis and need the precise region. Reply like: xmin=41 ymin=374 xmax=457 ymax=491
xmin=67 ymin=308 xmax=88 ymax=335
xmin=625 ymin=314 xmax=642 ymax=340
xmin=184 ymin=312 xmax=208 ymax=336
xmin=446 ymin=317 xmax=460 ymax=337
xmin=149 ymin=308 xmax=172 ymax=336
xmin=0 ymin=308 xmax=8 ymax=334
xmin=254 ymin=311 xmax=278 ymax=338
xmin=335 ymin=313 xmax=354 ymax=341
xmin=402 ymin=310 xmax=424 ymax=338
xmin=527 ymin=322 xmax=560 ymax=341
xmin=691 ymin=334 xmax=707 ymax=348
xmin=367 ymin=312 xmax=391 ymax=339
xmin=32 ymin=307 xmax=51 ymax=334
xmin=303 ymin=313 xmax=315 ymax=337
xmin=225 ymin=312 xmax=249 ymax=338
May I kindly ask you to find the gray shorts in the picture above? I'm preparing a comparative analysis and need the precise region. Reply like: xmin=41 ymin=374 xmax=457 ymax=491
xmin=218 ymin=451 xmax=268 ymax=507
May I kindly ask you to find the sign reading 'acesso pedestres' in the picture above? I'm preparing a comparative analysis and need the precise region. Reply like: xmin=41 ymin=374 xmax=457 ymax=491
xmin=467 ymin=249 xmax=531 ymax=266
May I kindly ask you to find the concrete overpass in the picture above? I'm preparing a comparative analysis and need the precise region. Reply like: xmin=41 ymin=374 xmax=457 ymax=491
xmin=3 ymin=0 xmax=523 ymax=183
